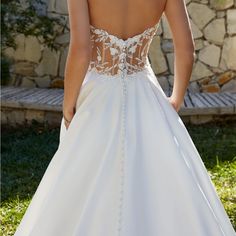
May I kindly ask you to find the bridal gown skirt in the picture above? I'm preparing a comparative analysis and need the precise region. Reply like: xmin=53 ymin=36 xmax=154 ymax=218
xmin=14 ymin=65 xmax=235 ymax=236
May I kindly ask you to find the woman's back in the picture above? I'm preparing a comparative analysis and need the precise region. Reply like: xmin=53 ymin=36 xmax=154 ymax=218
xmin=88 ymin=0 xmax=167 ymax=40
xmin=63 ymin=0 xmax=196 ymax=117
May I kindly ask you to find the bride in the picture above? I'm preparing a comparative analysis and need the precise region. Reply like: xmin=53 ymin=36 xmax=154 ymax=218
xmin=14 ymin=0 xmax=235 ymax=235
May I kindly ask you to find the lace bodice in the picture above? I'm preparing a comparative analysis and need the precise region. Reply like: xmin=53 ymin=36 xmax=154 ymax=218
xmin=88 ymin=22 xmax=160 ymax=77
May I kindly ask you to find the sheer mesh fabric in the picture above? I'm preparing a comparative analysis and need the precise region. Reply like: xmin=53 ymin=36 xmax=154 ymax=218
xmin=88 ymin=22 xmax=160 ymax=76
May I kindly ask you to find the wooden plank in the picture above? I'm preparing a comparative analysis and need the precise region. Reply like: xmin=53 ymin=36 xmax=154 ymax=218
xmin=1 ymin=86 xmax=26 ymax=96
xmin=190 ymin=93 xmax=222 ymax=114
xmin=18 ymin=89 xmax=51 ymax=104
xmin=225 ymin=91 xmax=236 ymax=99
xmin=1 ymin=88 xmax=38 ymax=101
xmin=224 ymin=92 xmax=236 ymax=103
xmin=184 ymin=93 xmax=194 ymax=108
xmin=50 ymin=97 xmax=63 ymax=105
xmin=31 ymin=90 xmax=52 ymax=103
xmin=49 ymin=93 xmax=64 ymax=105
xmin=12 ymin=88 xmax=43 ymax=101
xmin=206 ymin=93 xmax=227 ymax=106
xmin=36 ymin=93 xmax=60 ymax=104
xmin=191 ymin=93 xmax=208 ymax=108
xmin=1 ymin=87 xmax=30 ymax=99
xmin=198 ymin=92 xmax=234 ymax=114
xmin=2 ymin=99 xmax=62 ymax=111
xmin=219 ymin=93 xmax=236 ymax=105
xmin=47 ymin=95 xmax=62 ymax=105
xmin=214 ymin=93 xmax=234 ymax=106
xmin=46 ymin=94 xmax=63 ymax=105
xmin=20 ymin=88 xmax=61 ymax=104
xmin=195 ymin=93 xmax=215 ymax=107
xmin=198 ymin=93 xmax=217 ymax=107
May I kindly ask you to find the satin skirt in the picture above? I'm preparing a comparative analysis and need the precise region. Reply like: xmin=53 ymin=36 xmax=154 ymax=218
xmin=14 ymin=65 xmax=236 ymax=236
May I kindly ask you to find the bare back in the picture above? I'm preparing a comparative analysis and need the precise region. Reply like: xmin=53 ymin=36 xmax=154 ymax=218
xmin=88 ymin=0 xmax=167 ymax=40
xmin=66 ymin=0 xmax=195 ymax=108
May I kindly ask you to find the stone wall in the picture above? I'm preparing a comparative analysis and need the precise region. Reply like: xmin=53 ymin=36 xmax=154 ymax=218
xmin=3 ymin=0 xmax=236 ymax=93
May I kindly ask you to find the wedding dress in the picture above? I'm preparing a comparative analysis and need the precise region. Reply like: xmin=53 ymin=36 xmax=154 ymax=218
xmin=14 ymin=21 xmax=236 ymax=236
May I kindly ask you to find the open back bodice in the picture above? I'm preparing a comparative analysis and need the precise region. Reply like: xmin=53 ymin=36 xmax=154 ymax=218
xmin=87 ymin=22 xmax=160 ymax=77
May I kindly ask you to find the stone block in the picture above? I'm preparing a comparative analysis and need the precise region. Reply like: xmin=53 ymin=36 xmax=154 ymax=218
xmin=187 ymin=3 xmax=215 ymax=29
xmin=21 ymin=77 xmax=36 ymax=88
xmin=156 ymin=76 xmax=169 ymax=91
xmin=59 ymin=46 xmax=68 ymax=77
xmin=211 ymin=67 xmax=225 ymax=74
xmin=47 ymin=0 xmax=55 ymax=12
xmin=190 ymin=115 xmax=213 ymax=124
xmin=227 ymin=9 xmax=236 ymax=34
xmin=220 ymin=36 xmax=236 ymax=70
xmin=25 ymin=36 xmax=42 ymax=63
xmin=190 ymin=19 xmax=203 ymax=39
xmin=162 ymin=40 xmax=174 ymax=53
xmin=201 ymin=83 xmax=220 ymax=92
xmin=5 ymin=109 xmax=26 ymax=126
xmin=25 ymin=110 xmax=45 ymax=123
xmin=188 ymin=81 xmax=200 ymax=93
xmin=35 ymin=47 xmax=60 ymax=76
xmin=55 ymin=33 xmax=70 ymax=45
xmin=221 ymin=79 xmax=236 ymax=92
xmin=156 ymin=22 xmax=163 ymax=36
xmin=217 ymin=71 xmax=235 ymax=85
xmin=194 ymin=39 xmax=204 ymax=50
xmin=184 ymin=0 xmax=191 ymax=4
xmin=161 ymin=15 xmax=172 ymax=39
xmin=210 ymin=0 xmax=234 ymax=10
xmin=168 ymin=75 xmax=174 ymax=86
xmin=50 ymin=78 xmax=64 ymax=88
xmin=191 ymin=61 xmax=214 ymax=81
xmin=166 ymin=53 xmax=174 ymax=74
xmin=13 ymin=34 xmax=25 ymax=61
xmin=149 ymin=36 xmax=168 ymax=74
xmin=45 ymin=111 xmax=62 ymax=125
xmin=198 ymin=44 xmax=221 ymax=67
xmin=203 ymin=18 xmax=225 ymax=44
xmin=55 ymin=0 xmax=68 ymax=14
xmin=3 ymin=47 xmax=15 ymax=60
xmin=1 ymin=110 xmax=8 ymax=124
xmin=35 ymin=75 xmax=51 ymax=88
xmin=12 ymin=62 xmax=37 ymax=76
xmin=216 ymin=11 xmax=225 ymax=18
xmin=198 ymin=77 xmax=211 ymax=85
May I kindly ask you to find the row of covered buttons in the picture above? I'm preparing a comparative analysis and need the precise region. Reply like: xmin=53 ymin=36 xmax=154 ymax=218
xmin=119 ymin=45 xmax=127 ymax=71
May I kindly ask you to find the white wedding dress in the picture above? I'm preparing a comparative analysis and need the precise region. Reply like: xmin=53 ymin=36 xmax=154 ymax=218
xmin=14 ymin=21 xmax=235 ymax=236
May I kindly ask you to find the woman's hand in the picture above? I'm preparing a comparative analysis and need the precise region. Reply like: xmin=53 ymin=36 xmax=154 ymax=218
xmin=63 ymin=107 xmax=75 ymax=130
xmin=167 ymin=95 xmax=183 ymax=113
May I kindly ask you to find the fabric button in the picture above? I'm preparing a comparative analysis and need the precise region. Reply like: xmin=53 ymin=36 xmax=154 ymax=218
xmin=119 ymin=64 xmax=125 ymax=70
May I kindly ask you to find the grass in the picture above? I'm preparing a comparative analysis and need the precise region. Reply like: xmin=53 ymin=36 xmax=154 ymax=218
xmin=1 ymin=120 xmax=236 ymax=235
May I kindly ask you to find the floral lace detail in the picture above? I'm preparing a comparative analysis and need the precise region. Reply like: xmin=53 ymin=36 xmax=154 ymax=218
xmin=88 ymin=22 xmax=159 ymax=76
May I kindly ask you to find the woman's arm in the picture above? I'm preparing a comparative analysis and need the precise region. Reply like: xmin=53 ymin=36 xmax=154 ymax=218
xmin=164 ymin=0 xmax=196 ymax=112
xmin=63 ymin=0 xmax=91 ymax=128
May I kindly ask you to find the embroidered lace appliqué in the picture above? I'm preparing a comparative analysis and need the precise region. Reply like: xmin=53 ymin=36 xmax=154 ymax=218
xmin=88 ymin=22 xmax=159 ymax=76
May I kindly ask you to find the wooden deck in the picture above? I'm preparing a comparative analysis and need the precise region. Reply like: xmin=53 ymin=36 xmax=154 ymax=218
xmin=1 ymin=86 xmax=236 ymax=126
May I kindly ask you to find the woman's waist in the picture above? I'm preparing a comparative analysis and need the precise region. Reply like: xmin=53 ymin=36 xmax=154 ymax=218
xmin=86 ymin=61 xmax=153 ymax=80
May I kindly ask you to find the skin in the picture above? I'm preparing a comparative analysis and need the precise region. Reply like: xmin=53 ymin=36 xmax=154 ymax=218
xmin=63 ymin=0 xmax=195 ymax=129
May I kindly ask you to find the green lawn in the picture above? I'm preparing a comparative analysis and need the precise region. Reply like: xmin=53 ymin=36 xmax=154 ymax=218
xmin=1 ymin=120 xmax=236 ymax=235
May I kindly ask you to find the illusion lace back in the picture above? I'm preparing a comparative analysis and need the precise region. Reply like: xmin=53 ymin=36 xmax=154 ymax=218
xmin=88 ymin=22 xmax=160 ymax=76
